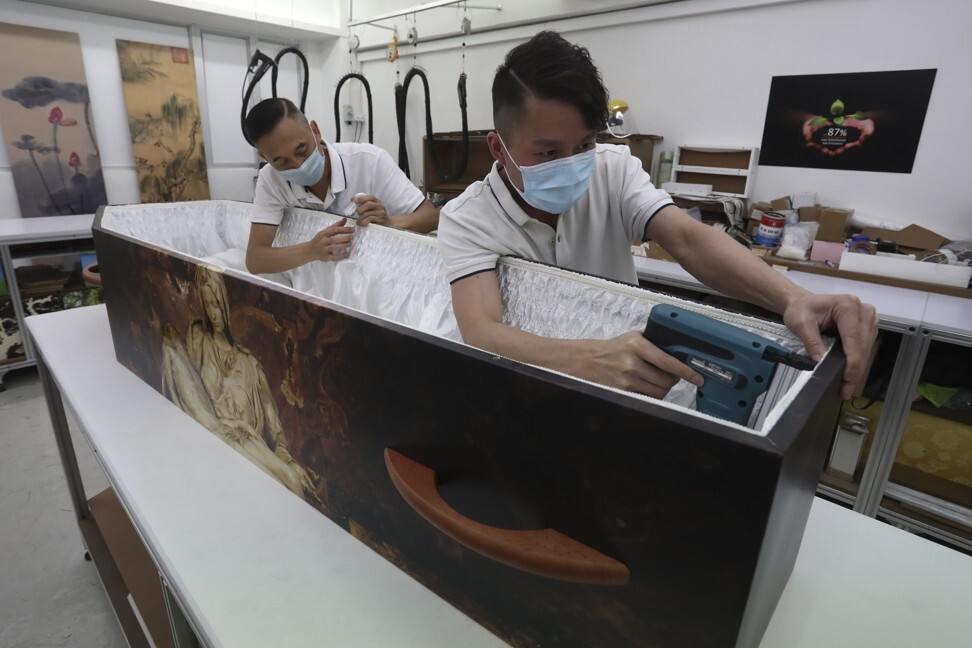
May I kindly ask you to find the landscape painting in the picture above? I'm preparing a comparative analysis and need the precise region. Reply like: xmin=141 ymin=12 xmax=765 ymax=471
xmin=117 ymin=39 xmax=209 ymax=203
xmin=0 ymin=23 xmax=107 ymax=217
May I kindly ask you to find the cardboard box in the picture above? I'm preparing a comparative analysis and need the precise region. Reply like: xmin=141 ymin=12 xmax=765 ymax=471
xmin=816 ymin=209 xmax=850 ymax=243
xmin=810 ymin=241 xmax=845 ymax=264
xmin=799 ymin=206 xmax=822 ymax=222
xmin=644 ymin=241 xmax=677 ymax=262
xmin=859 ymin=224 xmax=950 ymax=254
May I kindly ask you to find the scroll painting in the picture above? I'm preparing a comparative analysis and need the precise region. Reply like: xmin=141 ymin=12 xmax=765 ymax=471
xmin=0 ymin=23 xmax=107 ymax=217
xmin=116 ymin=39 xmax=210 ymax=203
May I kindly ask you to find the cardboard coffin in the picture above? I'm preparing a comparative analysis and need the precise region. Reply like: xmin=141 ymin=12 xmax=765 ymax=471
xmin=93 ymin=200 xmax=843 ymax=648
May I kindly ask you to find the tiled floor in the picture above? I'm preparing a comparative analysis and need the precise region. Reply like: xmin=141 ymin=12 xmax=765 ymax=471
xmin=0 ymin=366 xmax=126 ymax=648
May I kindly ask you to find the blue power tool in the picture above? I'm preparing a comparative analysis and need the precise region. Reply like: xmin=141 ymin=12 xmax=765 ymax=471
xmin=642 ymin=305 xmax=817 ymax=425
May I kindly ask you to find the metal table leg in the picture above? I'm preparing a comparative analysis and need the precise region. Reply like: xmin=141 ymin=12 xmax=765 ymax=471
xmin=162 ymin=576 xmax=202 ymax=648
xmin=36 ymin=347 xmax=89 ymax=520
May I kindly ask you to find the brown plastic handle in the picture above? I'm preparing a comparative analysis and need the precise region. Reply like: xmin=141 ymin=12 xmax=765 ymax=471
xmin=384 ymin=448 xmax=630 ymax=586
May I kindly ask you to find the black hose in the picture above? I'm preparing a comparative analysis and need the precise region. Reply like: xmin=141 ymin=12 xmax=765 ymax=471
xmin=333 ymin=73 xmax=374 ymax=143
xmin=240 ymin=50 xmax=274 ymax=146
xmin=394 ymin=67 xmax=469 ymax=182
xmin=271 ymin=47 xmax=309 ymax=113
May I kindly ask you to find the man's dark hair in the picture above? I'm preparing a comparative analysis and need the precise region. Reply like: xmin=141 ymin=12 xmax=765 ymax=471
xmin=244 ymin=97 xmax=308 ymax=146
xmin=492 ymin=31 xmax=608 ymax=139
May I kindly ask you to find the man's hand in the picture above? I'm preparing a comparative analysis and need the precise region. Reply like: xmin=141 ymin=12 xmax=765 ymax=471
xmin=802 ymin=116 xmax=876 ymax=157
xmin=783 ymin=293 xmax=878 ymax=399
xmin=353 ymin=194 xmax=392 ymax=227
xmin=451 ymin=271 xmax=702 ymax=400
xmin=307 ymin=217 xmax=355 ymax=262
xmin=571 ymin=332 xmax=704 ymax=399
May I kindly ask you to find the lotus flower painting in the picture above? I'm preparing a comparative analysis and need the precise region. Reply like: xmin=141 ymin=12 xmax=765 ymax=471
xmin=0 ymin=23 xmax=108 ymax=217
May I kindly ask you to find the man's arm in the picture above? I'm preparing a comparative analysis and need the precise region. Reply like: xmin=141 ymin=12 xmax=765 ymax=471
xmin=245 ymin=219 xmax=355 ymax=275
xmin=647 ymin=205 xmax=878 ymax=398
xmin=451 ymin=270 xmax=703 ymax=399
xmin=357 ymin=197 xmax=440 ymax=233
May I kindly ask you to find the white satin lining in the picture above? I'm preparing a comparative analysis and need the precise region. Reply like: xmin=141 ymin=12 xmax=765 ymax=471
xmin=99 ymin=200 xmax=831 ymax=436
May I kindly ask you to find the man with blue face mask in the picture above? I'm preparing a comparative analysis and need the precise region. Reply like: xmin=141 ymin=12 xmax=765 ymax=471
xmin=244 ymin=98 xmax=439 ymax=275
xmin=438 ymin=31 xmax=878 ymax=401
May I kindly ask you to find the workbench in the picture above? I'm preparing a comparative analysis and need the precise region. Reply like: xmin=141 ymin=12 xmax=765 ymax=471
xmin=29 ymin=305 xmax=972 ymax=647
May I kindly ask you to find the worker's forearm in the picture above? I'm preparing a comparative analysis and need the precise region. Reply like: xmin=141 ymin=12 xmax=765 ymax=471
xmin=390 ymin=203 xmax=439 ymax=233
xmin=246 ymin=242 xmax=312 ymax=274
xmin=675 ymin=226 xmax=811 ymax=314
xmin=461 ymin=317 xmax=594 ymax=377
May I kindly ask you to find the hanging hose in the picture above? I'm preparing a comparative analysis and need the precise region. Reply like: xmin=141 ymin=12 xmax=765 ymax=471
xmin=241 ymin=47 xmax=310 ymax=146
xmin=394 ymin=67 xmax=469 ymax=182
xmin=271 ymin=47 xmax=309 ymax=113
xmin=333 ymin=73 xmax=374 ymax=143
xmin=240 ymin=50 xmax=274 ymax=146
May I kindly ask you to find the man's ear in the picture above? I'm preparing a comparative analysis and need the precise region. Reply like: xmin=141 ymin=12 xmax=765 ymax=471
xmin=486 ymin=131 xmax=507 ymax=165
xmin=310 ymin=120 xmax=322 ymax=143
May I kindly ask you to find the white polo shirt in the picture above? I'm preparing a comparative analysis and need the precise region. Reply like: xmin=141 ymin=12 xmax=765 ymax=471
xmin=438 ymin=143 xmax=673 ymax=285
xmin=251 ymin=140 xmax=426 ymax=226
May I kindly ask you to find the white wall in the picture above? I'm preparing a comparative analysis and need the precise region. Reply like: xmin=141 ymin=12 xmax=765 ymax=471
xmin=0 ymin=0 xmax=332 ymax=218
xmin=2 ymin=0 xmax=967 ymax=240
xmin=351 ymin=0 xmax=972 ymax=240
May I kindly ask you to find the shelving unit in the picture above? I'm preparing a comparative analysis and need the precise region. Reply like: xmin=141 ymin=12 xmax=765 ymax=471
xmin=0 ymin=214 xmax=96 ymax=389
xmin=635 ymin=255 xmax=972 ymax=553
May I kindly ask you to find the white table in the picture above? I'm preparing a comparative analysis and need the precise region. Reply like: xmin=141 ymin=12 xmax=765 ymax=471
xmin=28 ymin=306 xmax=972 ymax=648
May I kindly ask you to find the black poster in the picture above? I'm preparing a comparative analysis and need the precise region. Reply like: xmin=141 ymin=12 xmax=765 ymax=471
xmin=758 ymin=69 xmax=937 ymax=174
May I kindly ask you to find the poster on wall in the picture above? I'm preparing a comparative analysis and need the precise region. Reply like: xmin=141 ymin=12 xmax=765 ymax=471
xmin=758 ymin=69 xmax=937 ymax=174
xmin=116 ymin=39 xmax=210 ymax=203
xmin=0 ymin=23 xmax=108 ymax=217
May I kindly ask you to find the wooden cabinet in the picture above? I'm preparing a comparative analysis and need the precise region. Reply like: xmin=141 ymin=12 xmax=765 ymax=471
xmin=423 ymin=131 xmax=663 ymax=203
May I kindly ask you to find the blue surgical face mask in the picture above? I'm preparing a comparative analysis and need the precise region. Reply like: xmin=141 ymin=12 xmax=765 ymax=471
xmin=279 ymin=145 xmax=325 ymax=186
xmin=499 ymin=136 xmax=596 ymax=214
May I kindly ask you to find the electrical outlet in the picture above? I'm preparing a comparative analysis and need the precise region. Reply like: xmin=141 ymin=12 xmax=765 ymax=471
xmin=342 ymin=103 xmax=354 ymax=124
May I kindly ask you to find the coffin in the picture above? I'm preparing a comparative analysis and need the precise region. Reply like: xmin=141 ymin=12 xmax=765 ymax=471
xmin=93 ymin=200 xmax=844 ymax=648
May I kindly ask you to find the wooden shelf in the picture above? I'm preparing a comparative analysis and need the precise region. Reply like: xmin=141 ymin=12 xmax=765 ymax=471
xmin=423 ymin=131 xmax=664 ymax=203
xmin=88 ymin=487 xmax=175 ymax=648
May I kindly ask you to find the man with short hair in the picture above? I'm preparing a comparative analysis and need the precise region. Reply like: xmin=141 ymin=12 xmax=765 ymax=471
xmin=439 ymin=31 xmax=877 ymax=400
xmin=244 ymin=98 xmax=438 ymax=275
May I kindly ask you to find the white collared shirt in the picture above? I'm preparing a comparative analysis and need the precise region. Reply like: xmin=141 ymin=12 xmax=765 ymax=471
xmin=251 ymin=140 xmax=426 ymax=226
xmin=438 ymin=143 xmax=673 ymax=285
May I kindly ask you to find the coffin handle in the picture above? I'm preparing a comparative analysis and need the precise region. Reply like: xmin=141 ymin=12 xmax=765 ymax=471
xmin=384 ymin=448 xmax=630 ymax=586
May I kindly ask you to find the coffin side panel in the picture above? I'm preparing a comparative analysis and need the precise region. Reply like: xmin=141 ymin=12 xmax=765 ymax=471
xmin=736 ymin=354 xmax=844 ymax=648
xmin=95 ymin=228 xmax=799 ymax=648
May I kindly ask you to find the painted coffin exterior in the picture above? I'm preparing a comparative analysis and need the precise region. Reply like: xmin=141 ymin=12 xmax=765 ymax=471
xmin=93 ymin=201 xmax=844 ymax=648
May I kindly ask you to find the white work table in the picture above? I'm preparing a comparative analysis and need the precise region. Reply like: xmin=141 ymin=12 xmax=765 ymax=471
xmin=633 ymin=255 xmax=947 ymax=330
xmin=28 ymin=306 xmax=972 ymax=648
xmin=0 ymin=213 xmax=95 ymax=244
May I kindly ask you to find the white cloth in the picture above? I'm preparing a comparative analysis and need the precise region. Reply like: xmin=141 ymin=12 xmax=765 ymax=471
xmin=438 ymin=143 xmax=674 ymax=285
xmin=251 ymin=140 xmax=426 ymax=226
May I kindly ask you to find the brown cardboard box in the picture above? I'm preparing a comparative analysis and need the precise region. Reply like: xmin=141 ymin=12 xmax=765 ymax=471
xmin=799 ymin=206 xmax=821 ymax=222
xmin=816 ymin=209 xmax=850 ymax=243
xmin=644 ymin=241 xmax=677 ymax=262
xmin=770 ymin=197 xmax=791 ymax=211
xmin=748 ymin=201 xmax=771 ymax=220
xmin=859 ymin=224 xmax=950 ymax=253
